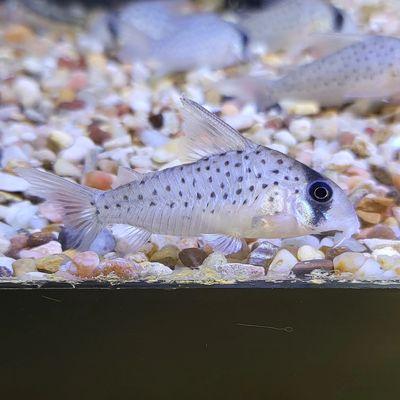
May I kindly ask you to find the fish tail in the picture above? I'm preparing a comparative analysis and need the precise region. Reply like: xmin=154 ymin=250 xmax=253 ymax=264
xmin=215 ymin=76 xmax=276 ymax=110
xmin=16 ymin=168 xmax=104 ymax=250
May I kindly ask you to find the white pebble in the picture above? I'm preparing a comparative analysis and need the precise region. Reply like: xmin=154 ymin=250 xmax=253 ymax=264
xmin=0 ymin=236 xmax=10 ymax=254
xmin=267 ymin=249 xmax=298 ymax=279
xmin=274 ymin=129 xmax=297 ymax=147
xmin=0 ymin=256 xmax=15 ymax=274
xmin=141 ymin=262 xmax=173 ymax=278
xmin=333 ymin=252 xmax=367 ymax=273
xmin=354 ymin=258 xmax=384 ymax=280
xmin=140 ymin=130 xmax=168 ymax=147
xmin=13 ymin=77 xmax=41 ymax=108
xmin=201 ymin=252 xmax=227 ymax=268
xmin=289 ymin=118 xmax=312 ymax=141
xmin=0 ymin=172 xmax=29 ymax=192
xmin=54 ymin=158 xmax=81 ymax=177
xmin=327 ymin=150 xmax=355 ymax=169
xmin=297 ymin=245 xmax=325 ymax=261
xmin=215 ymin=263 xmax=265 ymax=281
xmin=1 ymin=201 xmax=38 ymax=229
xmin=61 ymin=136 xmax=96 ymax=162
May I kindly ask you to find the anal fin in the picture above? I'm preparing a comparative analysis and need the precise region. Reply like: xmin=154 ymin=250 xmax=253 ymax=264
xmin=202 ymin=234 xmax=246 ymax=255
xmin=111 ymin=224 xmax=151 ymax=252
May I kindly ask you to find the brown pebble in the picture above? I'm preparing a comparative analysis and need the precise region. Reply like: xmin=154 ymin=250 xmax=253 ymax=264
xmin=58 ymin=100 xmax=85 ymax=110
xmin=84 ymin=171 xmax=114 ymax=190
xmin=27 ymin=232 xmax=55 ymax=248
xmin=357 ymin=210 xmax=381 ymax=225
xmin=322 ymin=246 xmax=351 ymax=260
xmin=12 ymin=259 xmax=37 ymax=277
xmin=358 ymin=224 xmax=397 ymax=240
xmin=6 ymin=234 xmax=29 ymax=258
xmin=293 ymin=259 xmax=334 ymax=276
xmin=149 ymin=113 xmax=164 ymax=129
xmin=36 ymin=255 xmax=68 ymax=274
xmin=178 ymin=248 xmax=208 ymax=269
xmin=150 ymin=245 xmax=180 ymax=268
xmin=4 ymin=25 xmax=33 ymax=43
xmin=88 ymin=122 xmax=111 ymax=145
xmin=370 ymin=165 xmax=393 ymax=186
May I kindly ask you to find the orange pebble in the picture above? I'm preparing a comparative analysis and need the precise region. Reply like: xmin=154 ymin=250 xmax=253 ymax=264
xmin=84 ymin=171 xmax=114 ymax=190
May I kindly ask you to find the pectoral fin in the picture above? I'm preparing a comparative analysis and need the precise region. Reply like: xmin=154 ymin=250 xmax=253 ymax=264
xmin=202 ymin=234 xmax=246 ymax=255
xmin=112 ymin=224 xmax=151 ymax=252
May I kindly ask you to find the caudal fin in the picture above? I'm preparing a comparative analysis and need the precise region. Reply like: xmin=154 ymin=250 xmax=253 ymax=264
xmin=16 ymin=168 xmax=103 ymax=250
xmin=215 ymin=75 xmax=276 ymax=110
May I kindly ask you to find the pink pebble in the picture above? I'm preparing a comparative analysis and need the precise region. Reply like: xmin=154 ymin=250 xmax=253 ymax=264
xmin=39 ymin=201 xmax=63 ymax=223
xmin=68 ymin=71 xmax=88 ymax=91
xmin=19 ymin=241 xmax=62 ymax=259
xmin=72 ymin=251 xmax=100 ymax=278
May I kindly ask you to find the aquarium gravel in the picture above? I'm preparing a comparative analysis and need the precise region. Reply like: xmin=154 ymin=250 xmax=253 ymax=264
xmin=1 ymin=0 xmax=400 ymax=284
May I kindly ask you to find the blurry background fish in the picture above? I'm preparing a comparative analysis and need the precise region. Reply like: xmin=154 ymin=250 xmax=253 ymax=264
xmin=234 ymin=0 xmax=356 ymax=56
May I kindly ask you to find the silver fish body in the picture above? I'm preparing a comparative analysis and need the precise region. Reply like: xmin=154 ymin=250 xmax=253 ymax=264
xmin=17 ymin=98 xmax=359 ymax=253
xmin=118 ymin=12 xmax=247 ymax=75
xmin=238 ymin=0 xmax=353 ymax=52
xmin=219 ymin=36 xmax=400 ymax=109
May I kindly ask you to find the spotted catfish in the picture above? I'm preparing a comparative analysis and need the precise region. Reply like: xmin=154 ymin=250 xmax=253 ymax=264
xmin=17 ymin=98 xmax=359 ymax=254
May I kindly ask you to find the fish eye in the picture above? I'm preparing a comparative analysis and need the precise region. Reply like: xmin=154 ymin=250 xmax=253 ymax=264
xmin=308 ymin=181 xmax=333 ymax=203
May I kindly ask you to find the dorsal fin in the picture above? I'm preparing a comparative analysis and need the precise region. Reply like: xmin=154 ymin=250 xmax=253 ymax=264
xmin=179 ymin=96 xmax=255 ymax=162
xmin=111 ymin=166 xmax=143 ymax=189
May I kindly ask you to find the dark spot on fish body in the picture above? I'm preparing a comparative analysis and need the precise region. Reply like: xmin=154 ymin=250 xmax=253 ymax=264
xmin=140 ymin=180 xmax=145 ymax=185
xmin=123 ymin=195 xmax=128 ymax=201
xmin=249 ymin=185 xmax=254 ymax=191
xmin=104 ymin=205 xmax=109 ymax=209
xmin=184 ymin=202 xmax=188 ymax=207
xmin=150 ymin=201 xmax=156 ymax=207
xmin=237 ymin=150 xmax=243 ymax=154
xmin=197 ymin=193 xmax=202 ymax=200
xmin=242 ymin=199 xmax=247 ymax=205
xmin=216 ymin=168 xmax=220 ymax=173
xmin=170 ymin=203 xmax=175 ymax=208
xmin=220 ymin=183 xmax=225 ymax=189
xmin=238 ymin=176 xmax=243 ymax=182
xmin=244 ymin=155 xmax=249 ymax=160
xmin=208 ymin=177 xmax=212 ymax=183
xmin=138 ymin=194 xmax=143 ymax=200
xmin=223 ymin=193 xmax=228 ymax=200
xmin=211 ymin=192 xmax=216 ymax=198
xmin=206 ymin=166 xmax=210 ymax=171
xmin=262 ymin=184 xmax=268 ymax=189
xmin=256 ymin=173 xmax=262 ymax=179
xmin=269 ymin=197 xmax=274 ymax=202
xmin=196 ymin=167 xmax=201 ymax=172
xmin=273 ymin=181 xmax=279 ymax=185
xmin=226 ymin=172 xmax=230 ymax=177
xmin=261 ymin=159 xmax=266 ymax=164
xmin=236 ymin=189 xmax=242 ymax=195
xmin=192 ymin=179 xmax=196 ymax=187
xmin=166 ymin=185 xmax=171 ymax=191
xmin=277 ymin=159 xmax=283 ymax=164
xmin=90 ymin=201 xmax=95 ymax=206
xmin=272 ymin=169 xmax=279 ymax=174
xmin=234 ymin=163 xmax=241 ymax=168
xmin=153 ymin=189 xmax=157 ymax=195
xmin=225 ymin=161 xmax=229 ymax=166
xmin=284 ymin=176 xmax=289 ymax=180
xmin=181 ymin=177 xmax=185 ymax=184
xmin=116 ymin=204 xmax=121 ymax=208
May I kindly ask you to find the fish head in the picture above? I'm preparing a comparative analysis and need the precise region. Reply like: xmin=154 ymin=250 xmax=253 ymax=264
xmin=293 ymin=167 xmax=360 ymax=239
